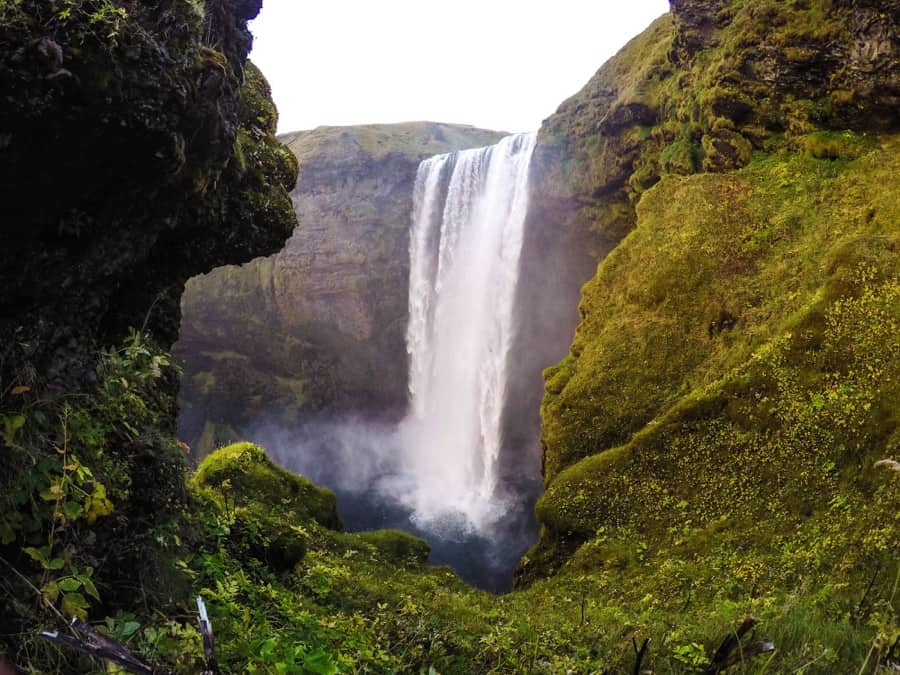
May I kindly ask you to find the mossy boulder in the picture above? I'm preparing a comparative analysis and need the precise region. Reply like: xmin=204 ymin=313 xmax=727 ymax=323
xmin=194 ymin=442 xmax=342 ymax=530
xmin=228 ymin=507 xmax=308 ymax=573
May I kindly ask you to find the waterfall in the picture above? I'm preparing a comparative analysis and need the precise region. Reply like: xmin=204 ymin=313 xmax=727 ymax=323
xmin=400 ymin=132 xmax=537 ymax=532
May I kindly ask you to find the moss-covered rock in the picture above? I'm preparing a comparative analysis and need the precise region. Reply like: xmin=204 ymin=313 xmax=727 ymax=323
xmin=194 ymin=442 xmax=342 ymax=530
xmin=0 ymin=0 xmax=297 ymax=393
xmin=529 ymin=0 xmax=899 ymax=270
xmin=525 ymin=132 xmax=899 ymax=592
xmin=522 ymin=0 xmax=899 ymax=587
xmin=355 ymin=529 xmax=430 ymax=565
xmin=227 ymin=507 xmax=308 ymax=573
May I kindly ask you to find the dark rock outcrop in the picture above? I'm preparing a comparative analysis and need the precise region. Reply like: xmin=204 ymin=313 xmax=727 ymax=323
xmin=0 ymin=0 xmax=297 ymax=395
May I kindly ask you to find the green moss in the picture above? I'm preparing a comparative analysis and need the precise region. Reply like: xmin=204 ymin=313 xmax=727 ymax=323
xmin=701 ymin=128 xmax=754 ymax=170
xmin=659 ymin=138 xmax=699 ymax=174
xmin=239 ymin=62 xmax=280 ymax=136
xmin=797 ymin=130 xmax=873 ymax=161
xmin=354 ymin=529 xmax=430 ymax=565
xmin=542 ymin=135 xmax=900 ymax=482
xmin=194 ymin=442 xmax=342 ymax=530
xmin=529 ymin=134 xmax=899 ymax=674
xmin=228 ymin=506 xmax=308 ymax=572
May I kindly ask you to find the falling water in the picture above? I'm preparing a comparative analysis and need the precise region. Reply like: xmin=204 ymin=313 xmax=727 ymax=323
xmin=400 ymin=132 xmax=537 ymax=532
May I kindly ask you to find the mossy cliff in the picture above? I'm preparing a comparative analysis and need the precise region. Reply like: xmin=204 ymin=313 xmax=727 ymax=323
xmin=0 ymin=0 xmax=298 ymax=670
xmin=514 ymin=0 xmax=900 ymax=658
xmin=0 ymin=0 xmax=297 ymax=393
xmin=529 ymin=0 xmax=898 ymax=257
xmin=176 ymin=122 xmax=503 ymax=453
xmin=515 ymin=0 xmax=898 ymax=481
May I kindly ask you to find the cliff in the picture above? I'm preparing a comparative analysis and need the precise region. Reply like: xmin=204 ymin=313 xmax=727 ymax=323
xmin=518 ymin=0 xmax=900 ymax=635
xmin=175 ymin=122 xmax=503 ymax=453
xmin=0 ymin=0 xmax=297 ymax=669
xmin=0 ymin=0 xmax=297 ymax=394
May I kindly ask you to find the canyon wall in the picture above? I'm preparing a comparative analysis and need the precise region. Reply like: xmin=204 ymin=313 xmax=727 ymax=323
xmin=518 ymin=0 xmax=900 ymax=595
xmin=176 ymin=123 xmax=504 ymax=452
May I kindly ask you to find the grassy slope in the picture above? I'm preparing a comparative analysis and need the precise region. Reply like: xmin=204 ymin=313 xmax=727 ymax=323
xmin=530 ymin=132 xmax=899 ymax=668
xmin=542 ymin=132 xmax=898 ymax=480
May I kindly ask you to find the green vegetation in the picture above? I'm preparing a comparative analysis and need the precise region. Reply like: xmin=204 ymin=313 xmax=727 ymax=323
xmin=530 ymin=134 xmax=899 ymax=670
xmin=1 ymin=0 xmax=897 ymax=672
xmin=534 ymin=0 xmax=897 ymax=254
xmin=1 ymin=310 xmax=895 ymax=672
xmin=1 ymin=331 xmax=190 ymax=671
xmin=542 ymin=132 xmax=897 ymax=480
xmin=194 ymin=442 xmax=341 ymax=530
xmin=281 ymin=123 xmax=504 ymax=163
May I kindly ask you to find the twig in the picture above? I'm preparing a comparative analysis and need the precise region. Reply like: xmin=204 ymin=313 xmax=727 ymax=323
xmin=703 ymin=617 xmax=774 ymax=674
xmin=44 ymin=406 xmax=70 ymax=590
xmin=0 ymin=554 xmax=67 ymax=624
xmin=139 ymin=293 xmax=165 ymax=336
xmin=632 ymin=636 xmax=651 ymax=675
xmin=197 ymin=596 xmax=219 ymax=674
xmin=853 ymin=562 xmax=882 ymax=623
xmin=38 ymin=618 xmax=163 ymax=675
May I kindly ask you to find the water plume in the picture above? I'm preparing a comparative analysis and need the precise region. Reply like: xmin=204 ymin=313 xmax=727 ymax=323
xmin=400 ymin=132 xmax=537 ymax=532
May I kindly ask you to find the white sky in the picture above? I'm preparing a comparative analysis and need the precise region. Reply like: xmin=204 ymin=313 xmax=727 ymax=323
xmin=249 ymin=1 xmax=671 ymax=135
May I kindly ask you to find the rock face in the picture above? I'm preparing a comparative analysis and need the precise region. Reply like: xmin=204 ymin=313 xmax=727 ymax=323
xmin=518 ymin=0 xmax=900 ymax=586
xmin=176 ymin=123 xmax=504 ymax=453
xmin=0 ymin=2 xmax=298 ymax=667
xmin=528 ymin=0 xmax=900 ymax=269
xmin=0 ymin=0 xmax=297 ymax=395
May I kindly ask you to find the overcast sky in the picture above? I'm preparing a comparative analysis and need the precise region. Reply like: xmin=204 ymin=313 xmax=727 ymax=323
xmin=249 ymin=1 xmax=670 ymax=135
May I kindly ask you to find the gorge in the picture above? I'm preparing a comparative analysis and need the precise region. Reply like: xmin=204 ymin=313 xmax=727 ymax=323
xmin=1 ymin=1 xmax=897 ymax=672
xmin=177 ymin=130 xmax=566 ymax=591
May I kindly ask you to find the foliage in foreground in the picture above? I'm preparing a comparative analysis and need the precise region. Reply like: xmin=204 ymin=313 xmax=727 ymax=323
xmin=0 ymin=328 xmax=896 ymax=673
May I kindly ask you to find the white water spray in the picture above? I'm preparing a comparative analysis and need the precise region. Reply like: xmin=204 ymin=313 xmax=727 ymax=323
xmin=399 ymin=132 xmax=537 ymax=532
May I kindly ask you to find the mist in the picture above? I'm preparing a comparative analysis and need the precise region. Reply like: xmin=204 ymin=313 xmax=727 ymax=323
xmin=242 ymin=415 xmax=539 ymax=592
xmin=176 ymin=133 xmax=600 ymax=592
